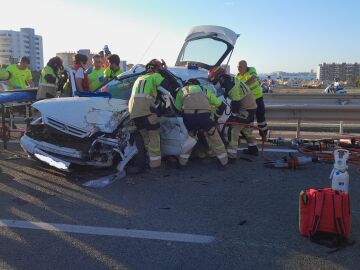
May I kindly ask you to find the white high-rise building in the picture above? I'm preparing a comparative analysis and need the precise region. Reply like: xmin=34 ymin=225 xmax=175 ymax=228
xmin=0 ymin=28 xmax=44 ymax=71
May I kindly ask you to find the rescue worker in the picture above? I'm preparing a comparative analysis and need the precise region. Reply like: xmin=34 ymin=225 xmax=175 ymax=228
xmin=208 ymin=66 xmax=258 ymax=159
xmin=62 ymin=54 xmax=89 ymax=96
xmin=5 ymin=56 xmax=33 ymax=90
xmin=0 ymin=68 xmax=10 ymax=80
xmin=37 ymin=56 xmax=63 ymax=99
xmin=86 ymin=54 xmax=105 ymax=91
xmin=99 ymin=51 xmax=108 ymax=68
xmin=237 ymin=60 xmax=268 ymax=138
xmin=0 ymin=68 xmax=10 ymax=90
xmin=128 ymin=59 xmax=170 ymax=168
xmin=73 ymin=53 xmax=89 ymax=93
xmin=104 ymin=54 xmax=123 ymax=83
xmin=174 ymin=79 xmax=228 ymax=166
xmin=99 ymin=45 xmax=111 ymax=68
xmin=103 ymin=45 xmax=111 ymax=57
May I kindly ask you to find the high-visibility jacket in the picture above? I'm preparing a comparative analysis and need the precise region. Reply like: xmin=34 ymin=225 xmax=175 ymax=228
xmin=39 ymin=65 xmax=57 ymax=85
xmin=236 ymin=67 xmax=263 ymax=99
xmin=36 ymin=65 xmax=59 ymax=99
xmin=104 ymin=67 xmax=123 ymax=81
xmin=5 ymin=64 xmax=32 ymax=90
xmin=86 ymin=67 xmax=105 ymax=91
xmin=0 ymin=68 xmax=10 ymax=81
xmin=175 ymin=85 xmax=222 ymax=112
xmin=128 ymin=72 xmax=164 ymax=119
xmin=223 ymin=76 xmax=257 ymax=112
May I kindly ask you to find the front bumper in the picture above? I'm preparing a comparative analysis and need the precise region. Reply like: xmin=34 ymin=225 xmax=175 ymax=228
xmin=20 ymin=134 xmax=83 ymax=159
xmin=20 ymin=134 xmax=74 ymax=171
xmin=20 ymin=134 xmax=113 ymax=170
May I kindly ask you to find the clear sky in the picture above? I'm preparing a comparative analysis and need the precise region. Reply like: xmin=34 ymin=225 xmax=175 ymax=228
xmin=1 ymin=0 xmax=359 ymax=73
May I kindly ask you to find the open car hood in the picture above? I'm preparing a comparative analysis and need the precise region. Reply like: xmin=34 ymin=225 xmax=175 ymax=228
xmin=175 ymin=25 xmax=239 ymax=70
xmin=33 ymin=97 xmax=128 ymax=136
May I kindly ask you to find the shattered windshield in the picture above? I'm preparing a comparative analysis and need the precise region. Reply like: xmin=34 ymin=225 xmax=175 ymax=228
xmin=99 ymin=75 xmax=139 ymax=100
xmin=177 ymin=37 xmax=228 ymax=68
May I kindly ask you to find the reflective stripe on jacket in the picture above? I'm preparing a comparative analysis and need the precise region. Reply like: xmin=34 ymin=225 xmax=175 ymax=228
xmin=129 ymin=72 xmax=164 ymax=119
xmin=175 ymin=85 xmax=222 ymax=112
xmin=226 ymin=76 xmax=257 ymax=111
xmin=39 ymin=65 xmax=57 ymax=85
xmin=236 ymin=67 xmax=263 ymax=99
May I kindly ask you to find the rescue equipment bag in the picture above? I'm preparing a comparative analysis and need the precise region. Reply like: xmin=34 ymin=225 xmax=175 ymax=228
xmin=299 ymin=188 xmax=352 ymax=249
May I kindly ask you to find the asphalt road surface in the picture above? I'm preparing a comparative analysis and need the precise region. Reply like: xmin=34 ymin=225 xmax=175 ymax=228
xmin=1 ymin=143 xmax=360 ymax=270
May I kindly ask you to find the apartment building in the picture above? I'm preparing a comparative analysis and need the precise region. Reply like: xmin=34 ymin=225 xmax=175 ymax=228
xmin=317 ymin=62 xmax=360 ymax=83
xmin=57 ymin=50 xmax=128 ymax=71
xmin=0 ymin=28 xmax=44 ymax=71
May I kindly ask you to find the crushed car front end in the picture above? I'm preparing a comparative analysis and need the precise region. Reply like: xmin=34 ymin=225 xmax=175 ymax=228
xmin=21 ymin=97 xmax=141 ymax=171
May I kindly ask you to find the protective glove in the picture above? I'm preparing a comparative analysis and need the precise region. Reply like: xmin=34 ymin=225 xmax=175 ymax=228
xmin=216 ymin=102 xmax=226 ymax=117
xmin=44 ymin=74 xmax=56 ymax=84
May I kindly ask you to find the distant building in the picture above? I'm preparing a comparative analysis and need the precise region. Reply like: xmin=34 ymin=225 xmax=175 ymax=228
xmin=317 ymin=62 xmax=360 ymax=83
xmin=57 ymin=50 xmax=95 ymax=69
xmin=0 ymin=28 xmax=44 ymax=71
xmin=57 ymin=50 xmax=128 ymax=71
xmin=56 ymin=52 xmax=75 ymax=69
xmin=120 ymin=60 xmax=127 ymax=72
xmin=261 ymin=71 xmax=316 ymax=81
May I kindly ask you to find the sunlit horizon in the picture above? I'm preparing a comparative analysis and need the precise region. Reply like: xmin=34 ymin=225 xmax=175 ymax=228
xmin=1 ymin=0 xmax=359 ymax=73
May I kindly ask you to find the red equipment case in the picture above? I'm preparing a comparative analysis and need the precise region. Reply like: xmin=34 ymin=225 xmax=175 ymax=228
xmin=299 ymin=188 xmax=351 ymax=241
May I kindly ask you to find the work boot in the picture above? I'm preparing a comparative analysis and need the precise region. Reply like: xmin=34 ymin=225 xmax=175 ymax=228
xmin=242 ymin=145 xmax=259 ymax=156
xmin=228 ymin=157 xmax=237 ymax=164
xmin=217 ymin=162 xmax=227 ymax=171
xmin=146 ymin=164 xmax=166 ymax=175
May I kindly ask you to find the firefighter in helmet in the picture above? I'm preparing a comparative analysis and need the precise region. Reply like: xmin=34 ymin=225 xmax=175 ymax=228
xmin=37 ymin=56 xmax=63 ymax=99
xmin=208 ymin=66 xmax=258 ymax=160
xmin=174 ymin=78 xmax=228 ymax=166
xmin=128 ymin=59 xmax=170 ymax=168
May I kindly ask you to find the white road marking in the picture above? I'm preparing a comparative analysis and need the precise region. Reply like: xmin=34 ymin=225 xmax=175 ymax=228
xmin=0 ymin=219 xmax=214 ymax=244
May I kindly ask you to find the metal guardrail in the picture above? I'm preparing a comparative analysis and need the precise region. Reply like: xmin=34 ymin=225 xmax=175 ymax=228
xmin=263 ymin=93 xmax=360 ymax=137
xmin=264 ymin=93 xmax=360 ymax=105
xmin=264 ymin=93 xmax=360 ymax=121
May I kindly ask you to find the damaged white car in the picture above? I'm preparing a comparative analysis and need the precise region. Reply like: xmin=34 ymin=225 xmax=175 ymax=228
xmin=20 ymin=25 xmax=239 ymax=175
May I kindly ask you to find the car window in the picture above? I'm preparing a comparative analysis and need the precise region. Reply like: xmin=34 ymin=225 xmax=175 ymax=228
xmin=179 ymin=38 xmax=228 ymax=67
xmin=99 ymin=75 xmax=140 ymax=100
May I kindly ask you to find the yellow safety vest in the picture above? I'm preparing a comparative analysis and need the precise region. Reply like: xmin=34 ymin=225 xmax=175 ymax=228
xmin=236 ymin=67 xmax=263 ymax=99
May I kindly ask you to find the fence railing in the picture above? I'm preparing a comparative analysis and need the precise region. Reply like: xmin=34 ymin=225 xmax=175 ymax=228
xmin=263 ymin=93 xmax=360 ymax=137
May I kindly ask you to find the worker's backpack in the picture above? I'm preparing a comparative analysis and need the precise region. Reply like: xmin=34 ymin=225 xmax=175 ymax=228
xmin=299 ymin=188 xmax=353 ymax=250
